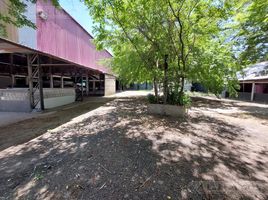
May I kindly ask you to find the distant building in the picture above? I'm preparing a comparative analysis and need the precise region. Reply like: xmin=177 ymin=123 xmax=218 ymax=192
xmin=237 ymin=61 xmax=268 ymax=103
xmin=0 ymin=0 xmax=115 ymax=112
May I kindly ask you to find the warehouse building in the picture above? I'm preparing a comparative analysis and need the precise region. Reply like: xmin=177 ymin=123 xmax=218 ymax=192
xmin=0 ymin=0 xmax=115 ymax=112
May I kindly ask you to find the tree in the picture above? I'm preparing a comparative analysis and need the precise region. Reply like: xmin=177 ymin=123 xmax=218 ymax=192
xmin=1 ymin=0 xmax=243 ymax=102
xmin=0 ymin=0 xmax=59 ymax=37
xmin=84 ymin=0 xmax=240 ymax=103
xmin=234 ymin=0 xmax=268 ymax=64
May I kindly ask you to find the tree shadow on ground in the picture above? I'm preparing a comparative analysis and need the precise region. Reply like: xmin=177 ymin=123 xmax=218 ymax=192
xmin=192 ymin=96 xmax=268 ymax=121
xmin=0 ymin=97 xmax=267 ymax=199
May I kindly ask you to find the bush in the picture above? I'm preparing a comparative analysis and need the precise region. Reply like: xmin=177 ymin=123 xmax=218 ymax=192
xmin=148 ymin=92 xmax=191 ymax=107
xmin=179 ymin=93 xmax=191 ymax=107
xmin=147 ymin=94 xmax=157 ymax=104
xmin=167 ymin=92 xmax=191 ymax=107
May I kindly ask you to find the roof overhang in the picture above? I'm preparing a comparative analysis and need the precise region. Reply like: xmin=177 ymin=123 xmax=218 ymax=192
xmin=0 ymin=37 xmax=104 ymax=74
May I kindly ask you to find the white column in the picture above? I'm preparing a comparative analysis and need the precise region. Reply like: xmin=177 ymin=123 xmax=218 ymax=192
xmin=251 ymin=82 xmax=255 ymax=101
xmin=104 ymin=74 xmax=116 ymax=96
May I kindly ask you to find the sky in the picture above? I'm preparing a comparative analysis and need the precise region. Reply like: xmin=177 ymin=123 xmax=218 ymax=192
xmin=59 ymin=0 xmax=95 ymax=37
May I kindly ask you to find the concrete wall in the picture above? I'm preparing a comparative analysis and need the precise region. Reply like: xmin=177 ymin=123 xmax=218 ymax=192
xmin=0 ymin=88 xmax=75 ymax=112
xmin=0 ymin=89 xmax=31 ymax=112
xmin=36 ymin=88 xmax=75 ymax=109
xmin=254 ymin=93 xmax=268 ymax=103
xmin=237 ymin=92 xmax=251 ymax=101
xmin=104 ymin=74 xmax=116 ymax=96
xmin=237 ymin=92 xmax=268 ymax=103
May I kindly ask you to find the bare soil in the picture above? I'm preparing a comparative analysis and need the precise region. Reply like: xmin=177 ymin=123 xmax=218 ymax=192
xmin=0 ymin=95 xmax=268 ymax=199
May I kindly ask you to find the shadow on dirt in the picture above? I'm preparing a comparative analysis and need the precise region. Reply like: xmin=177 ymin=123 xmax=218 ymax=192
xmin=192 ymin=96 xmax=268 ymax=120
xmin=0 ymin=97 xmax=267 ymax=199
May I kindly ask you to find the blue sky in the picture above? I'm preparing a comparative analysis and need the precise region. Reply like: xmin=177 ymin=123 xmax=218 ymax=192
xmin=59 ymin=0 xmax=95 ymax=37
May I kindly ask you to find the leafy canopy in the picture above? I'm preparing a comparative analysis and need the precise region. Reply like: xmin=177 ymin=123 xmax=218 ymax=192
xmin=84 ymin=0 xmax=240 ymax=96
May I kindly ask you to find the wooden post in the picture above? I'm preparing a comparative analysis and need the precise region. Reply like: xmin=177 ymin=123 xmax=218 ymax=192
xmin=251 ymin=82 xmax=255 ymax=101
xmin=27 ymin=54 xmax=34 ymax=108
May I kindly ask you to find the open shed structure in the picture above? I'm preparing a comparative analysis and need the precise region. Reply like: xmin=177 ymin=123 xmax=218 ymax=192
xmin=0 ymin=0 xmax=116 ymax=112
xmin=237 ymin=61 xmax=268 ymax=103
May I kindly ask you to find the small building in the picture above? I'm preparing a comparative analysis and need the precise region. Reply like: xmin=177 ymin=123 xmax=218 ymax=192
xmin=237 ymin=61 xmax=268 ymax=103
xmin=0 ymin=0 xmax=116 ymax=112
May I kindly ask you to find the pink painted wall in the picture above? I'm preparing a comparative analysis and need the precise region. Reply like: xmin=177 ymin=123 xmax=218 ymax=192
xmin=36 ymin=0 xmax=112 ymax=73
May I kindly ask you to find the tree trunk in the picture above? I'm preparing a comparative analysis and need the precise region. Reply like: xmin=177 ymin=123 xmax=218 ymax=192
xmin=153 ymin=77 xmax=159 ymax=103
xmin=163 ymin=55 xmax=169 ymax=104
xmin=180 ymin=77 xmax=185 ymax=94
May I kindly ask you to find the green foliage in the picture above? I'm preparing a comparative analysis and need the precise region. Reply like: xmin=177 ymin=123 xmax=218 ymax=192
xmin=84 ymin=0 xmax=243 ymax=100
xmin=148 ymin=92 xmax=191 ymax=107
xmin=3 ymin=0 xmax=266 ymax=101
xmin=234 ymin=0 xmax=268 ymax=64
xmin=0 ymin=0 xmax=60 ymax=37
xmin=180 ymin=93 xmax=192 ymax=107
xmin=167 ymin=92 xmax=191 ymax=107
xmin=147 ymin=94 xmax=158 ymax=104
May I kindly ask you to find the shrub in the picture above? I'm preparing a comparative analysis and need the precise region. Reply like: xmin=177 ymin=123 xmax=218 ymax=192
xmin=147 ymin=94 xmax=157 ymax=104
xmin=179 ymin=93 xmax=191 ymax=107
xmin=167 ymin=92 xmax=191 ymax=107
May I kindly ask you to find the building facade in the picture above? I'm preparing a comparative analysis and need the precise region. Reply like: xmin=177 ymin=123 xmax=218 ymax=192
xmin=237 ymin=61 xmax=268 ymax=103
xmin=0 ymin=0 xmax=116 ymax=112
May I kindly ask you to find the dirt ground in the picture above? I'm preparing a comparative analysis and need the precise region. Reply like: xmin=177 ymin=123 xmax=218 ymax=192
xmin=0 ymin=97 xmax=112 ymax=151
xmin=0 ymin=94 xmax=268 ymax=199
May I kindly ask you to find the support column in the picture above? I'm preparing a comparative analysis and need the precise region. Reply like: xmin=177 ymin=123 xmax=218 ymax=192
xmin=251 ymin=82 xmax=255 ymax=101
xmin=61 ymin=76 xmax=64 ymax=88
xmin=27 ymin=54 xmax=34 ymax=108
xmin=85 ymin=74 xmax=89 ymax=96
xmin=93 ymin=81 xmax=96 ymax=93
xmin=104 ymin=74 xmax=116 ymax=96
xmin=38 ymin=55 xmax=44 ymax=110
xmin=81 ymin=75 xmax=84 ymax=101
xmin=10 ymin=54 xmax=14 ymax=88
xmin=49 ymin=66 xmax=53 ymax=88
xmin=50 ymin=74 xmax=53 ymax=88
xmin=11 ymin=75 xmax=15 ymax=88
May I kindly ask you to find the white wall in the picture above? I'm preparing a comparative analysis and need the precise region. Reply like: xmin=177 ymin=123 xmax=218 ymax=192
xmin=36 ymin=88 xmax=75 ymax=109
xmin=104 ymin=74 xmax=116 ymax=96
xmin=0 ymin=89 xmax=31 ymax=112
xmin=43 ymin=96 xmax=75 ymax=109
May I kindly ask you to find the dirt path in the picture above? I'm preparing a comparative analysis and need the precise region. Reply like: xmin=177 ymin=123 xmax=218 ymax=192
xmin=0 ymin=97 xmax=112 ymax=151
xmin=0 ymin=96 xmax=267 ymax=199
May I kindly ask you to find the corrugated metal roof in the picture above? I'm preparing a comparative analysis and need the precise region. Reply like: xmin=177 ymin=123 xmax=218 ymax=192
xmin=237 ymin=61 xmax=268 ymax=81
